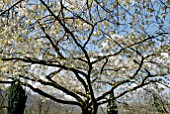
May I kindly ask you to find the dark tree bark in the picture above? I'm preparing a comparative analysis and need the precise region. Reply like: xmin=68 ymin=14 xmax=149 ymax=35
xmin=82 ymin=108 xmax=92 ymax=114
xmin=81 ymin=104 xmax=98 ymax=114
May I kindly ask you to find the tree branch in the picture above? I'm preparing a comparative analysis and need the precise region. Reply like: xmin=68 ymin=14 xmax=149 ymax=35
xmin=0 ymin=0 xmax=24 ymax=16
xmin=19 ymin=75 xmax=85 ymax=106
xmin=22 ymin=82 xmax=81 ymax=106
xmin=1 ymin=57 xmax=87 ymax=77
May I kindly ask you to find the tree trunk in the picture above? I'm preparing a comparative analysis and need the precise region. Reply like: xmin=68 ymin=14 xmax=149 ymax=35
xmin=82 ymin=109 xmax=92 ymax=114
xmin=82 ymin=108 xmax=92 ymax=114
xmin=82 ymin=106 xmax=98 ymax=114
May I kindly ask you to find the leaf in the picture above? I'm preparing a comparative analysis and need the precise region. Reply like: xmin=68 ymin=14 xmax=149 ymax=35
xmin=17 ymin=37 xmax=21 ymax=42
xmin=161 ymin=13 xmax=166 ymax=18
xmin=147 ymin=8 xmax=154 ymax=13
xmin=166 ymin=0 xmax=170 ymax=5
xmin=117 ymin=0 xmax=121 ymax=4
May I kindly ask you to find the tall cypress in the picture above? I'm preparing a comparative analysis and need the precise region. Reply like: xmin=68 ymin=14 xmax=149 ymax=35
xmin=107 ymin=91 xmax=118 ymax=114
xmin=8 ymin=80 xmax=27 ymax=114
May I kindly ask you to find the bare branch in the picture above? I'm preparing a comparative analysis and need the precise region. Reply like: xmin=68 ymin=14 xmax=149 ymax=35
xmin=22 ymin=82 xmax=81 ymax=106
xmin=19 ymin=75 xmax=85 ymax=106
xmin=1 ymin=57 xmax=87 ymax=77
xmin=0 ymin=0 xmax=24 ymax=16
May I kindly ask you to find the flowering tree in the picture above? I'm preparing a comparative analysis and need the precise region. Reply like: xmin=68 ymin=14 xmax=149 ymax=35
xmin=0 ymin=0 xmax=170 ymax=114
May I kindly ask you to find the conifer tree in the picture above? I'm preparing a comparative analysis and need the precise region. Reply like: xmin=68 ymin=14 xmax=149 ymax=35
xmin=107 ymin=91 xmax=118 ymax=114
xmin=8 ymin=80 xmax=27 ymax=114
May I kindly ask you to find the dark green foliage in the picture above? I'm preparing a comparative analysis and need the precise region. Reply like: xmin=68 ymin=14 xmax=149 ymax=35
xmin=0 ymin=88 xmax=7 ymax=114
xmin=107 ymin=91 xmax=118 ymax=114
xmin=7 ymin=81 xmax=27 ymax=114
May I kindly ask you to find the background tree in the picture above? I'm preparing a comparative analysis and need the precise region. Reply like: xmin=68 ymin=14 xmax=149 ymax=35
xmin=142 ymin=84 xmax=169 ymax=114
xmin=0 ymin=0 xmax=170 ymax=114
xmin=7 ymin=80 xmax=27 ymax=114
xmin=107 ymin=91 xmax=118 ymax=114
xmin=24 ymin=95 xmax=73 ymax=114
xmin=0 ymin=86 xmax=8 ymax=114
xmin=118 ymin=83 xmax=170 ymax=114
